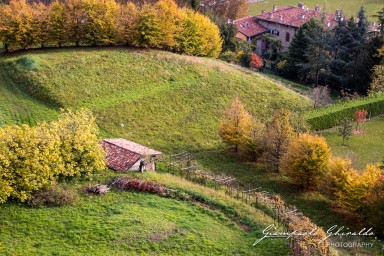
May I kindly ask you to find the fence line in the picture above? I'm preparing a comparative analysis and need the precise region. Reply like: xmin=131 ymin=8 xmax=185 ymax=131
xmin=165 ymin=151 xmax=330 ymax=256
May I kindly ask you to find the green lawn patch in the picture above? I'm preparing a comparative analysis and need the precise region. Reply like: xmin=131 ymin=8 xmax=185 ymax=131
xmin=319 ymin=115 xmax=384 ymax=171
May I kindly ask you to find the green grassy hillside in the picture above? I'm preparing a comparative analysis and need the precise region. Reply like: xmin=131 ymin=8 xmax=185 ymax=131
xmin=0 ymin=171 xmax=289 ymax=255
xmin=0 ymin=66 xmax=57 ymax=126
xmin=249 ymin=0 xmax=382 ymax=18
xmin=0 ymin=48 xmax=311 ymax=152
xmin=1 ymin=47 xmax=383 ymax=254
xmin=0 ymin=48 xmax=312 ymax=255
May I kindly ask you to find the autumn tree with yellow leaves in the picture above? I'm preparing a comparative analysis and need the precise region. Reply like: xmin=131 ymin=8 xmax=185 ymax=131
xmin=0 ymin=0 xmax=222 ymax=57
xmin=219 ymin=98 xmax=252 ymax=153
xmin=282 ymin=133 xmax=331 ymax=190
xmin=264 ymin=109 xmax=294 ymax=172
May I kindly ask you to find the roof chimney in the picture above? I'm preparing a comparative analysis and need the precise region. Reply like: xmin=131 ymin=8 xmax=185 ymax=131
xmin=298 ymin=2 xmax=305 ymax=9
xmin=335 ymin=9 xmax=341 ymax=17
xmin=268 ymin=13 xmax=273 ymax=19
xmin=244 ymin=22 xmax=248 ymax=28
xmin=315 ymin=5 xmax=320 ymax=12
xmin=279 ymin=15 xmax=283 ymax=21
xmin=272 ymin=5 xmax=277 ymax=12
xmin=300 ymin=13 xmax=305 ymax=20
xmin=262 ymin=10 xmax=266 ymax=14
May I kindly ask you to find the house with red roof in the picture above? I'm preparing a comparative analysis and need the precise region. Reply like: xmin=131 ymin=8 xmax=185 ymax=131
xmin=234 ymin=2 xmax=342 ymax=55
xmin=100 ymin=138 xmax=162 ymax=172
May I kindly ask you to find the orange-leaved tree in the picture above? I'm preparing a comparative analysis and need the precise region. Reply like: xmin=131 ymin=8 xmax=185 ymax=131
xmin=355 ymin=109 xmax=368 ymax=130
xmin=250 ymin=53 xmax=263 ymax=70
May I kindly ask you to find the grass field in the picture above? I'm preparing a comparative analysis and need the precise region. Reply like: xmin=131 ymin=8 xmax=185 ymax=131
xmin=0 ymin=171 xmax=289 ymax=255
xmin=0 ymin=48 xmax=309 ymax=255
xmin=249 ymin=0 xmax=383 ymax=19
xmin=0 ymin=48 xmax=311 ymax=152
xmin=320 ymin=115 xmax=384 ymax=171
xmin=0 ymin=48 xmax=383 ymax=254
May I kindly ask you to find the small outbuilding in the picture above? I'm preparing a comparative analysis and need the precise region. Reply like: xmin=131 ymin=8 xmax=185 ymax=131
xmin=100 ymin=138 xmax=162 ymax=172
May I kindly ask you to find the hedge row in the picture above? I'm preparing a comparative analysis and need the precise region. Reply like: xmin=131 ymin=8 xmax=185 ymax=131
xmin=305 ymin=93 xmax=384 ymax=130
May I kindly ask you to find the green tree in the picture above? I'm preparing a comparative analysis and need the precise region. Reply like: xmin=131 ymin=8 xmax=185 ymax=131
xmin=299 ymin=19 xmax=332 ymax=85
xmin=338 ymin=117 xmax=353 ymax=146
xmin=282 ymin=133 xmax=330 ymax=190
xmin=219 ymin=98 xmax=252 ymax=152
xmin=283 ymin=19 xmax=317 ymax=79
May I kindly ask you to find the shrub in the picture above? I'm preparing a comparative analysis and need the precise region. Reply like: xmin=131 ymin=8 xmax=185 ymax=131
xmin=305 ymin=93 xmax=384 ymax=130
xmin=238 ymin=52 xmax=251 ymax=67
xmin=0 ymin=123 xmax=62 ymax=202
xmin=219 ymin=51 xmax=238 ymax=63
xmin=282 ymin=133 xmax=330 ymax=190
xmin=53 ymin=109 xmax=106 ymax=178
xmin=331 ymin=163 xmax=382 ymax=212
xmin=28 ymin=185 xmax=78 ymax=207
xmin=0 ymin=109 xmax=105 ymax=203
xmin=250 ymin=53 xmax=262 ymax=70
xmin=364 ymin=173 xmax=384 ymax=235
xmin=109 ymin=177 xmax=167 ymax=194
xmin=324 ymin=157 xmax=358 ymax=200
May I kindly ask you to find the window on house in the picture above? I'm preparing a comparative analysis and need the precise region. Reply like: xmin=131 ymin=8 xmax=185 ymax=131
xmin=286 ymin=32 xmax=290 ymax=42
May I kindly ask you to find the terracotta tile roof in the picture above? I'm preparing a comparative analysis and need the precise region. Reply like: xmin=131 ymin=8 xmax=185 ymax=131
xmin=255 ymin=6 xmax=339 ymax=28
xmin=233 ymin=16 xmax=268 ymax=37
xmin=103 ymin=138 xmax=162 ymax=156
xmin=100 ymin=139 xmax=162 ymax=172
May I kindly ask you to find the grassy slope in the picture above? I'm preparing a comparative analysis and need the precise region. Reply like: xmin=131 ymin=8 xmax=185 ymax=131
xmin=0 ymin=48 xmax=310 ymax=255
xmin=0 ymin=66 xmax=57 ymax=126
xmin=249 ymin=0 xmax=382 ymax=18
xmin=2 ymin=48 xmax=384 ymax=254
xmin=319 ymin=115 xmax=384 ymax=171
xmin=0 ymin=171 xmax=289 ymax=256
xmin=0 ymin=48 xmax=311 ymax=152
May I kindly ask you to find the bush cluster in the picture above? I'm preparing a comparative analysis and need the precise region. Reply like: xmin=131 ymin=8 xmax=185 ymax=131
xmin=0 ymin=109 xmax=105 ymax=203
xmin=28 ymin=185 xmax=78 ymax=207
xmin=325 ymin=158 xmax=384 ymax=235
xmin=109 ymin=177 xmax=167 ymax=194
xmin=0 ymin=0 xmax=222 ymax=57
xmin=305 ymin=93 xmax=384 ymax=130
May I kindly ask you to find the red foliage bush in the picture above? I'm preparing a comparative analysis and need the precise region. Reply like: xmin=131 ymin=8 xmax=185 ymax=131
xmin=109 ymin=177 xmax=167 ymax=194
xmin=250 ymin=53 xmax=263 ymax=70
xmin=355 ymin=109 xmax=368 ymax=129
